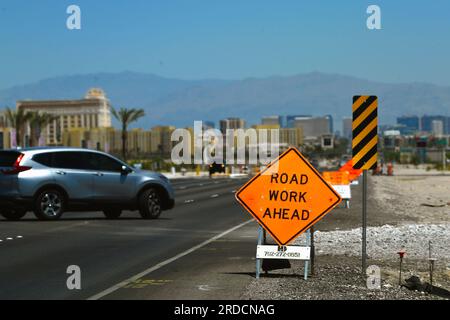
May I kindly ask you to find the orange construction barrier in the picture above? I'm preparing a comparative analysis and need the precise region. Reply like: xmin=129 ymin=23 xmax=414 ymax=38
xmin=322 ymin=171 xmax=350 ymax=185
xmin=387 ymin=162 xmax=394 ymax=176
xmin=338 ymin=160 xmax=362 ymax=181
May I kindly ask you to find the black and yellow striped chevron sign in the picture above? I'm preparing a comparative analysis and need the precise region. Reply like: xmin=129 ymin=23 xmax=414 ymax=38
xmin=352 ymin=95 xmax=378 ymax=170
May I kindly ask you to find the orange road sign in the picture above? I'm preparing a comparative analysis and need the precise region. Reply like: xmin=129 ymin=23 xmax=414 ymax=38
xmin=338 ymin=159 xmax=362 ymax=181
xmin=235 ymin=148 xmax=342 ymax=245
xmin=322 ymin=171 xmax=350 ymax=185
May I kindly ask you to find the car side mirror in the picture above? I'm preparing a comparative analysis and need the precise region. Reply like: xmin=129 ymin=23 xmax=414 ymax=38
xmin=121 ymin=165 xmax=132 ymax=175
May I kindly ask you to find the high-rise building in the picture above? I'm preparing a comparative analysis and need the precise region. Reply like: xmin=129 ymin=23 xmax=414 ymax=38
xmin=342 ymin=117 xmax=352 ymax=140
xmin=278 ymin=127 xmax=303 ymax=151
xmin=286 ymin=115 xmax=311 ymax=128
xmin=325 ymin=114 xmax=333 ymax=133
xmin=0 ymin=110 xmax=7 ymax=128
xmin=150 ymin=126 xmax=176 ymax=155
xmin=62 ymin=127 xmax=156 ymax=157
xmin=0 ymin=110 xmax=12 ymax=149
xmin=248 ymin=125 xmax=304 ymax=153
xmin=202 ymin=121 xmax=215 ymax=130
xmin=252 ymin=124 xmax=280 ymax=131
xmin=397 ymin=115 xmax=420 ymax=135
xmin=17 ymin=88 xmax=112 ymax=145
xmin=432 ymin=120 xmax=444 ymax=137
xmin=219 ymin=118 xmax=246 ymax=134
xmin=293 ymin=116 xmax=331 ymax=138
xmin=261 ymin=116 xmax=282 ymax=127
xmin=421 ymin=115 xmax=448 ymax=134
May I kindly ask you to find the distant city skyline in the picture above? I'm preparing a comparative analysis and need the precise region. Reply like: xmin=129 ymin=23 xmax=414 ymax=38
xmin=1 ymin=1 xmax=450 ymax=89
xmin=1 ymin=72 xmax=449 ymax=130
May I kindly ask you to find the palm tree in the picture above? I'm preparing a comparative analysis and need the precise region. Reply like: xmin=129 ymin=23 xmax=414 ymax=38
xmin=5 ymin=107 xmax=32 ymax=148
xmin=111 ymin=107 xmax=146 ymax=160
xmin=28 ymin=112 xmax=56 ymax=147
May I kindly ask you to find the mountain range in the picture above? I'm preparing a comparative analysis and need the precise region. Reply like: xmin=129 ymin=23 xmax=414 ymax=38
xmin=1 ymin=71 xmax=449 ymax=130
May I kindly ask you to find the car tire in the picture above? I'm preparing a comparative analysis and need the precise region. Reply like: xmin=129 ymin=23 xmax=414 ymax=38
xmin=0 ymin=208 xmax=27 ymax=221
xmin=103 ymin=209 xmax=122 ymax=219
xmin=34 ymin=189 xmax=65 ymax=221
xmin=138 ymin=188 xmax=162 ymax=219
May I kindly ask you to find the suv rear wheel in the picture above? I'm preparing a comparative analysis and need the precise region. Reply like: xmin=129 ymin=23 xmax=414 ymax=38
xmin=103 ymin=209 xmax=122 ymax=219
xmin=0 ymin=208 xmax=27 ymax=221
xmin=138 ymin=188 xmax=162 ymax=219
xmin=34 ymin=189 xmax=65 ymax=220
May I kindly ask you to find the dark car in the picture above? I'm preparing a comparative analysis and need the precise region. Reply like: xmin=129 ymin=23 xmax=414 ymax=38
xmin=209 ymin=162 xmax=225 ymax=176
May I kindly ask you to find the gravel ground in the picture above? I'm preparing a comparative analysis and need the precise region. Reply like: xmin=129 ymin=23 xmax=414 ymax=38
xmin=241 ymin=255 xmax=444 ymax=300
xmin=371 ymin=174 xmax=449 ymax=224
xmin=310 ymin=224 xmax=449 ymax=261
xmin=242 ymin=169 xmax=450 ymax=300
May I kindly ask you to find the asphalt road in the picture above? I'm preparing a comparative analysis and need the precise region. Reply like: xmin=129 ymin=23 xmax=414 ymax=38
xmin=0 ymin=175 xmax=366 ymax=300
xmin=0 ymin=176 xmax=256 ymax=300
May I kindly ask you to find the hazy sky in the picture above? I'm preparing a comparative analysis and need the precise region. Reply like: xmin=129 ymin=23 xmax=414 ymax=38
xmin=1 ymin=0 xmax=450 ymax=89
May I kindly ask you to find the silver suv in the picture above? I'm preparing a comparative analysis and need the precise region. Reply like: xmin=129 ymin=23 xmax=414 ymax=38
xmin=0 ymin=148 xmax=175 ymax=221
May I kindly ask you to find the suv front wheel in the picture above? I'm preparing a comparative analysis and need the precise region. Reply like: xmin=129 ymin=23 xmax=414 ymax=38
xmin=0 ymin=208 xmax=27 ymax=221
xmin=34 ymin=189 xmax=66 ymax=220
xmin=138 ymin=188 xmax=162 ymax=219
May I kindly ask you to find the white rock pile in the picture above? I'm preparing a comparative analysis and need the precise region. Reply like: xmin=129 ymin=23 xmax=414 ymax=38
xmin=295 ymin=224 xmax=450 ymax=260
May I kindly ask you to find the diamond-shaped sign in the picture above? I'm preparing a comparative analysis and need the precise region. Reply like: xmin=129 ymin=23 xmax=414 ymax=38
xmin=235 ymin=148 xmax=342 ymax=245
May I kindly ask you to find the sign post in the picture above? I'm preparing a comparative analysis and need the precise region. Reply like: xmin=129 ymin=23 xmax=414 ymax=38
xmin=304 ymin=229 xmax=311 ymax=280
xmin=236 ymin=147 xmax=342 ymax=278
xmin=310 ymin=226 xmax=315 ymax=275
xmin=362 ymin=169 xmax=368 ymax=272
xmin=352 ymin=95 xmax=378 ymax=275
xmin=256 ymin=226 xmax=263 ymax=279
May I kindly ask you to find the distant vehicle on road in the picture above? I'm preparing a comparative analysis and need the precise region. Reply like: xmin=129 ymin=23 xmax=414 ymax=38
xmin=0 ymin=148 xmax=175 ymax=221
xmin=310 ymin=158 xmax=319 ymax=169
xmin=209 ymin=162 xmax=225 ymax=176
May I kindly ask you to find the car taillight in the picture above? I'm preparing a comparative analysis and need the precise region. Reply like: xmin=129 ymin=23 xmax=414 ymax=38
xmin=1 ymin=153 xmax=32 ymax=175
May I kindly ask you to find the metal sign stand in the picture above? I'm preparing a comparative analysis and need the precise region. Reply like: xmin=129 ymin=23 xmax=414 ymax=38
xmin=362 ymin=170 xmax=368 ymax=274
xmin=304 ymin=229 xmax=311 ymax=280
xmin=310 ymin=226 xmax=315 ymax=275
xmin=255 ymin=226 xmax=311 ymax=280
xmin=256 ymin=226 xmax=263 ymax=279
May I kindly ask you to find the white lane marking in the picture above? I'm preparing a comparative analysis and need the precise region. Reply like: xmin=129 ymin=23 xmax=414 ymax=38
xmin=0 ymin=235 xmax=24 ymax=242
xmin=231 ymin=190 xmax=236 ymax=193
xmin=184 ymin=199 xmax=195 ymax=204
xmin=197 ymin=284 xmax=220 ymax=291
xmin=198 ymin=285 xmax=211 ymax=291
xmin=210 ymin=194 xmax=219 ymax=198
xmin=88 ymin=219 xmax=253 ymax=300
xmin=178 ymin=186 xmax=187 ymax=190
